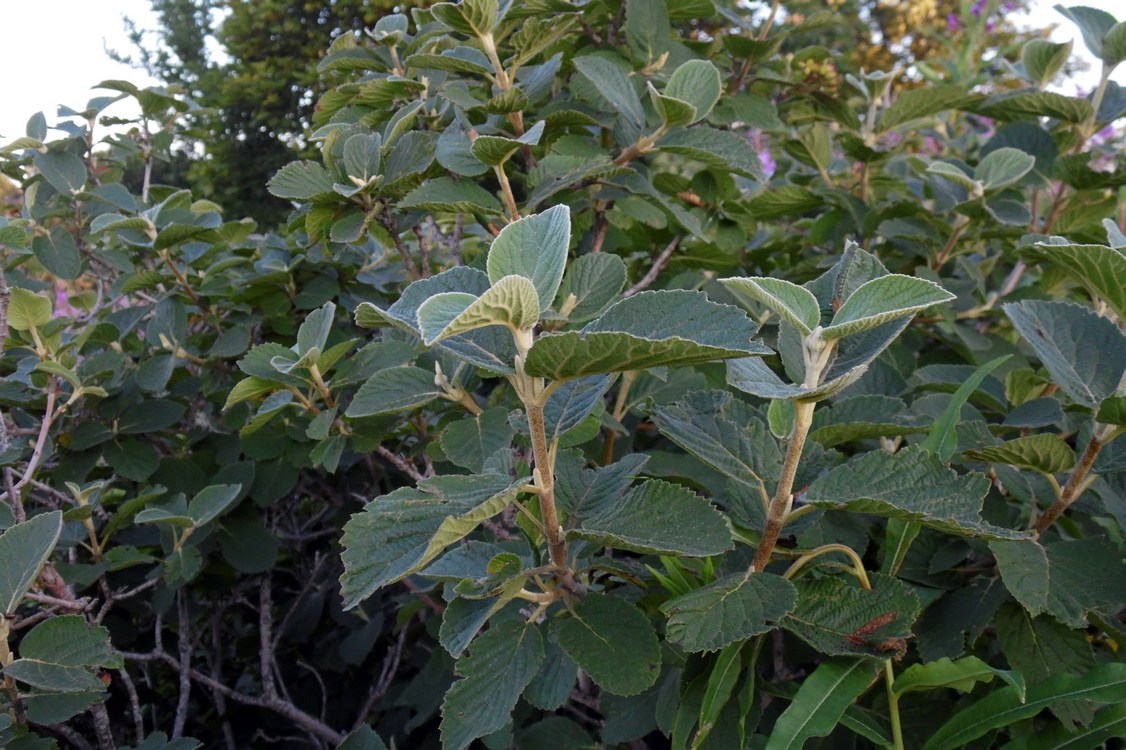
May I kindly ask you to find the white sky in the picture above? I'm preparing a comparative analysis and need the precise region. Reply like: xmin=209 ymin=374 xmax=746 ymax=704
xmin=1 ymin=0 xmax=1124 ymax=141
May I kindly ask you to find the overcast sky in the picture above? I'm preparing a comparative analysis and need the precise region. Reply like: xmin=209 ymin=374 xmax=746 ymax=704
xmin=2 ymin=0 xmax=1125 ymax=141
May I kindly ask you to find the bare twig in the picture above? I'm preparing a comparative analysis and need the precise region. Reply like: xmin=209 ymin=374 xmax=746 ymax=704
xmin=377 ymin=209 xmax=420 ymax=280
xmin=374 ymin=445 xmax=423 ymax=481
xmin=353 ymin=625 xmax=408 ymax=730
xmin=117 ymin=667 xmax=146 ymax=747
xmin=260 ymin=575 xmax=278 ymax=701
xmin=207 ymin=615 xmax=237 ymax=750
xmin=623 ymin=238 xmax=680 ymax=297
xmin=173 ymin=592 xmax=192 ymax=738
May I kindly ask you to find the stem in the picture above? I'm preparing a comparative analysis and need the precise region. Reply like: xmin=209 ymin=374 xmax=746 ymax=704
xmin=1032 ymin=431 xmax=1105 ymax=535
xmin=752 ymin=399 xmax=814 ymax=572
xmin=933 ymin=216 xmax=968 ymax=270
xmin=783 ymin=543 xmax=871 ymax=589
xmin=494 ymin=164 xmax=520 ymax=223
xmin=526 ymin=399 xmax=567 ymax=571
xmin=1 ymin=618 xmax=26 ymax=725
xmin=885 ymin=658 xmax=906 ymax=750
xmin=603 ymin=370 xmax=638 ymax=464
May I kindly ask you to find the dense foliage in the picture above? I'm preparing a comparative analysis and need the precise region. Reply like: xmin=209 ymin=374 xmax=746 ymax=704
xmin=2 ymin=1 xmax=1126 ymax=749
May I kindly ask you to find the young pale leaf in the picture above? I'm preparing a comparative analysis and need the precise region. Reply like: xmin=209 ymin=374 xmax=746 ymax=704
xmin=0 ymin=511 xmax=63 ymax=616
xmin=648 ymin=84 xmax=697 ymax=128
xmin=764 ymin=659 xmax=882 ymax=750
xmin=555 ymin=253 xmax=626 ymax=323
xmin=346 ymin=366 xmax=443 ymax=418
xmin=440 ymin=619 xmax=544 ymax=750
xmin=417 ymin=275 xmax=540 ymax=345
xmin=339 ymin=474 xmax=524 ymax=608
xmin=804 ymin=447 xmax=1029 ymax=540
xmin=784 ymin=573 xmax=921 ymax=658
xmin=524 ymin=291 xmax=770 ymax=380
xmin=974 ymin=147 xmax=1036 ymax=191
xmin=572 ymin=55 xmax=645 ymax=128
xmin=1021 ymin=39 xmax=1073 ymax=87
xmin=821 ymin=275 xmax=955 ymax=340
xmin=555 ymin=593 xmax=661 ymax=696
xmin=664 ymin=60 xmax=722 ymax=123
xmin=571 ymin=480 xmax=733 ymax=557
xmin=486 ymin=205 xmax=570 ymax=310
xmin=721 ymin=277 xmax=821 ymax=335
xmin=892 ymin=656 xmax=1025 ymax=700
xmin=7 ymin=288 xmax=52 ymax=331
xmin=1019 ymin=242 xmax=1126 ymax=321
xmin=922 ymin=662 xmax=1126 ymax=750
xmin=661 ymin=572 xmax=796 ymax=652
xmin=1003 ymin=300 xmax=1126 ymax=407
xmin=965 ymin=434 xmax=1076 ymax=475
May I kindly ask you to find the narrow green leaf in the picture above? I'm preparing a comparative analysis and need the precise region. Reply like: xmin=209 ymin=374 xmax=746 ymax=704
xmin=486 ymin=205 xmax=570 ymax=310
xmin=764 ymin=658 xmax=882 ymax=750
xmin=923 ymin=662 xmax=1126 ymax=750
xmin=696 ymin=643 xmax=745 ymax=747
xmin=662 ymin=572 xmax=796 ymax=652
xmin=721 ymin=276 xmax=821 ymax=335
xmin=921 ymin=355 xmax=1012 ymax=461
xmin=822 ymin=275 xmax=955 ymax=340
xmin=893 ymin=656 xmax=1025 ymax=700
xmin=0 ymin=511 xmax=63 ymax=616
xmin=1014 ymin=701 xmax=1126 ymax=750
xmin=556 ymin=594 xmax=661 ymax=696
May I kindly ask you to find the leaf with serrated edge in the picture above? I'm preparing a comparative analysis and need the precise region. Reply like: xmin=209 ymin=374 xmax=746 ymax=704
xmin=966 ymin=434 xmax=1075 ymax=475
xmin=764 ymin=659 xmax=882 ymax=750
xmin=665 ymin=60 xmax=721 ymax=123
xmin=418 ymin=275 xmax=539 ymax=345
xmin=1043 ymin=539 xmax=1126 ymax=627
xmin=1019 ymin=242 xmax=1126 ymax=321
xmin=661 ymin=572 xmax=796 ymax=652
xmin=524 ymin=291 xmax=770 ymax=380
xmin=556 ymin=253 xmax=627 ymax=323
xmin=339 ymin=474 xmax=524 ymax=609
xmin=19 ymin=615 xmax=122 ymax=669
xmin=2 ymin=659 xmax=108 ymax=693
xmin=990 ymin=540 xmax=1050 ymax=616
xmin=486 ymin=205 xmax=570 ymax=310
xmin=822 ymin=275 xmax=955 ymax=340
xmin=784 ymin=573 xmax=921 ymax=657
xmin=346 ymin=366 xmax=443 ymax=418
xmin=0 ymin=511 xmax=63 ymax=616
xmin=556 ymin=594 xmax=661 ymax=696
xmin=803 ymin=447 xmax=1030 ymax=540
xmin=721 ymin=277 xmax=821 ymax=335
xmin=571 ymin=480 xmax=733 ymax=557
xmin=440 ymin=619 xmax=543 ymax=750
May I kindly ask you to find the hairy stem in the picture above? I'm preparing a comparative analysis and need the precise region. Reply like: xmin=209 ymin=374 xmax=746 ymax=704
xmin=752 ymin=399 xmax=814 ymax=572
xmin=526 ymin=399 xmax=567 ymax=571
xmin=1032 ymin=431 xmax=1105 ymax=535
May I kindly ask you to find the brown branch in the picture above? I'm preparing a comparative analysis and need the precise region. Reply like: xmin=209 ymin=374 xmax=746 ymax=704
xmin=374 ymin=445 xmax=423 ymax=481
xmin=377 ymin=209 xmax=420 ymax=280
xmin=117 ymin=667 xmax=146 ymax=747
xmin=353 ymin=624 xmax=408 ymax=730
xmin=624 ymin=238 xmax=680 ymax=297
xmin=173 ymin=591 xmax=192 ymax=739
xmin=1032 ymin=433 xmax=1104 ymax=535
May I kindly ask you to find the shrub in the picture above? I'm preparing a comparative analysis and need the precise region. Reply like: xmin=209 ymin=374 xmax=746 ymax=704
xmin=1 ymin=1 xmax=1125 ymax=748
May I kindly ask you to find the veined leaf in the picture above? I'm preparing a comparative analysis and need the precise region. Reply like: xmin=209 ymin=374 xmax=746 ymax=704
xmin=440 ymin=619 xmax=543 ymax=750
xmin=1019 ymin=242 xmax=1126 ymax=321
xmin=721 ymin=276 xmax=821 ymax=335
xmin=524 ymin=291 xmax=770 ymax=380
xmin=0 ymin=511 xmax=63 ymax=616
xmin=965 ymin=434 xmax=1075 ymax=475
xmin=18 ymin=615 xmax=122 ymax=669
xmin=922 ymin=662 xmax=1126 ymax=750
xmin=764 ymin=659 xmax=882 ymax=750
xmin=880 ymin=84 xmax=973 ymax=131
xmin=1041 ymin=539 xmax=1126 ymax=627
xmin=661 ymin=572 xmax=796 ymax=652
xmin=7 ymin=288 xmax=52 ymax=331
xmin=571 ymin=480 xmax=733 ymax=557
xmin=989 ymin=540 xmax=1050 ymax=616
xmin=346 ymin=366 xmax=443 ymax=418
xmin=555 ymin=593 xmax=661 ymax=696
xmin=1021 ymin=39 xmax=1073 ymax=88
xmin=339 ymin=474 xmax=524 ymax=608
xmin=417 ymin=274 xmax=540 ymax=345
xmin=821 ymin=274 xmax=955 ymax=340
xmin=974 ymin=147 xmax=1036 ymax=191
xmin=267 ymin=160 xmax=336 ymax=199
xmin=486 ymin=204 xmax=570 ymax=309
xmin=803 ymin=447 xmax=1030 ymax=540
xmin=1007 ymin=702 xmax=1126 ymax=750
xmin=2 ymin=659 xmax=107 ymax=693
xmin=649 ymin=84 xmax=697 ymax=128
xmin=572 ymin=55 xmax=644 ymax=128
xmin=657 ymin=127 xmax=765 ymax=180
xmin=784 ymin=573 xmax=921 ymax=658
xmin=556 ymin=252 xmax=627 ymax=323
xmin=665 ymin=60 xmax=721 ymax=123
xmin=440 ymin=408 xmax=515 ymax=473
xmin=893 ymin=656 xmax=1025 ymax=700
xmin=399 ymin=177 xmax=502 ymax=214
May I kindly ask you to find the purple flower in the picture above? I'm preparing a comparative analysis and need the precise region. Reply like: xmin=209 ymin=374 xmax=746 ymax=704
xmin=53 ymin=286 xmax=78 ymax=318
xmin=947 ymin=14 xmax=962 ymax=31
xmin=971 ymin=0 xmax=987 ymax=17
xmin=986 ymin=19 xmax=996 ymax=32
xmin=747 ymin=129 xmax=777 ymax=179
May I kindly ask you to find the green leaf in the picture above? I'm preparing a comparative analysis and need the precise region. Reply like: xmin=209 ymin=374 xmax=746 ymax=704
xmin=7 ymin=288 xmax=52 ymax=331
xmin=399 ymin=177 xmax=502 ymax=214
xmin=33 ymin=227 xmax=82 ymax=280
xmin=538 ymin=375 xmax=613 ymax=440
xmin=657 ymin=127 xmax=765 ymax=180
xmin=922 ymin=662 xmax=1126 ymax=750
xmin=648 ymin=85 xmax=697 ymax=128
xmin=24 ymin=692 xmax=104 ymax=724
xmin=2 ymin=659 xmax=107 ymax=693
xmin=342 ymin=131 xmax=382 ymax=181
xmin=1054 ymin=5 xmax=1117 ymax=61
xmin=429 ymin=0 xmax=497 ymax=36
xmin=893 ymin=656 xmax=1025 ymax=700
xmin=974 ymin=147 xmax=1036 ymax=191
xmin=995 ymin=604 xmax=1096 ymax=689
xmin=990 ymin=540 xmax=1050 ymax=616
xmin=1105 ymin=22 xmax=1126 ymax=67
xmin=405 ymin=47 xmax=492 ymax=75
xmin=469 ymin=120 xmax=544 ymax=166
xmin=879 ymin=84 xmax=972 ymax=131
xmin=267 ymin=160 xmax=336 ymax=199
xmin=440 ymin=408 xmax=515 ymax=473
xmin=1003 ymin=300 xmax=1126 ymax=408
xmin=821 ymin=275 xmax=955 ymax=340
xmin=417 ymin=275 xmax=540 ymax=345
xmin=966 ymin=434 xmax=1075 ymax=475
xmin=556 ymin=593 xmax=661 ymax=696
xmin=803 ymin=447 xmax=1029 ymax=540
xmin=340 ymin=474 xmax=523 ymax=608
xmin=1019 ymin=243 xmax=1126 ymax=321
xmin=1021 ymin=39 xmax=1073 ymax=87
xmin=440 ymin=619 xmax=543 ymax=750
xmin=524 ymin=291 xmax=769 ymax=380
xmin=346 ymin=366 xmax=442 ymax=418
xmin=336 ymin=725 xmax=389 ymax=750
xmin=1013 ymin=702 xmax=1126 ymax=750
xmin=296 ymin=301 xmax=335 ymax=356
xmin=187 ymin=484 xmax=242 ymax=527
xmin=665 ymin=60 xmax=722 ymax=123
xmin=784 ymin=573 xmax=921 ymax=658
xmin=972 ymin=89 xmax=1092 ymax=123
xmin=33 ymin=151 xmax=87 ymax=194
xmin=764 ymin=659 xmax=882 ymax=750
xmin=696 ymin=642 xmax=745 ymax=747
xmin=721 ymin=277 xmax=821 ymax=335
xmin=571 ymin=480 xmax=733 ymax=557
xmin=486 ymin=205 xmax=570 ymax=311
xmin=19 ymin=615 xmax=122 ymax=668
xmin=1042 ymin=539 xmax=1126 ymax=627
xmin=921 ymin=355 xmax=1011 ymax=462
xmin=572 ymin=55 xmax=645 ymax=128
xmin=1097 ymin=394 xmax=1126 ymax=425
xmin=0 ymin=511 xmax=63 ymax=616
xmin=625 ymin=0 xmax=671 ymax=63
xmin=747 ymin=185 xmax=821 ymax=219
xmin=556 ymin=253 xmax=626 ymax=323
xmin=661 ymin=572 xmax=796 ymax=652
